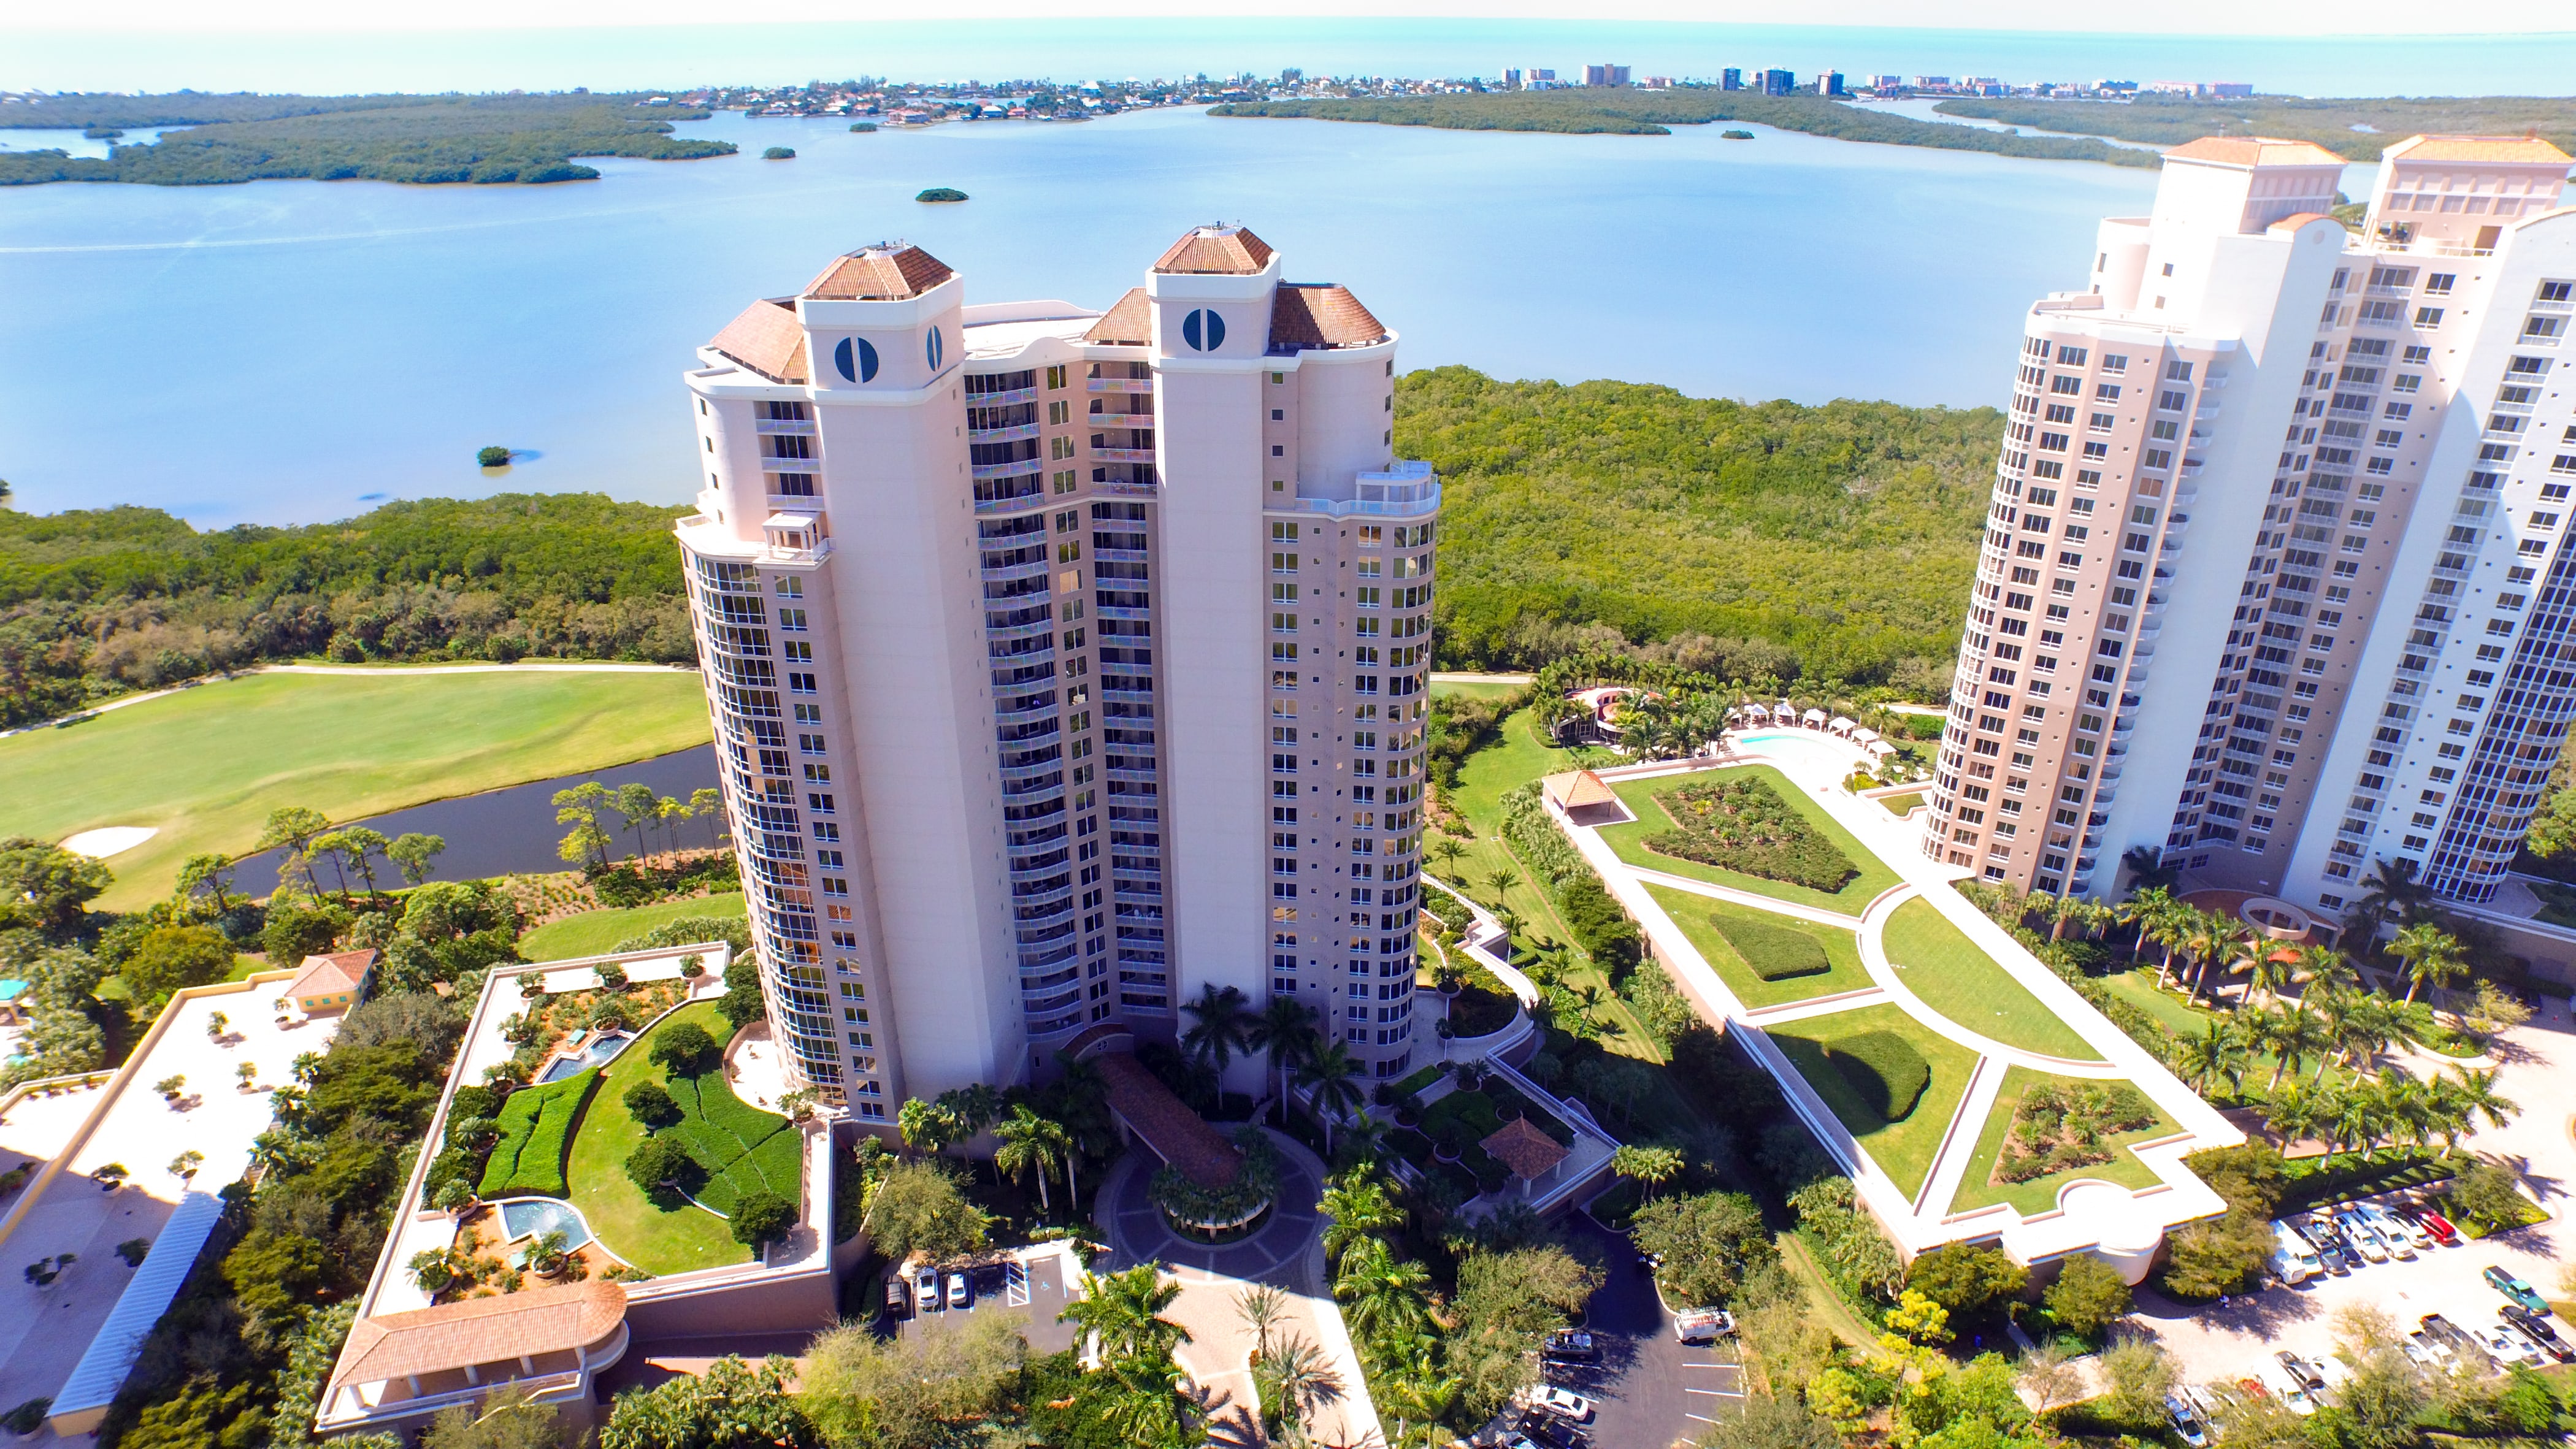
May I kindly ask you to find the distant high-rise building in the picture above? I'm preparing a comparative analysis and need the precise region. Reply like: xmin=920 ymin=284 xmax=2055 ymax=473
xmin=1868 ymin=75 xmax=1904 ymax=92
xmin=1583 ymin=64 xmax=1631 ymax=87
xmin=677 ymin=226 xmax=1439 ymax=1118
xmin=1922 ymin=134 xmax=2576 ymax=917
xmin=1760 ymin=68 xmax=1796 ymax=96
xmin=1527 ymin=67 xmax=1557 ymax=84
xmin=1915 ymin=75 xmax=1953 ymax=89
xmin=1501 ymin=68 xmax=1522 ymax=88
xmin=1816 ymin=71 xmax=1847 ymax=97
xmin=1720 ymin=67 xmax=1742 ymax=91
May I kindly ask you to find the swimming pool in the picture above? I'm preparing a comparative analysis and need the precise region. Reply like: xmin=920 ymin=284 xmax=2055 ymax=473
xmin=536 ymin=1029 xmax=632 ymax=1083
xmin=497 ymin=1197 xmax=593 ymax=1252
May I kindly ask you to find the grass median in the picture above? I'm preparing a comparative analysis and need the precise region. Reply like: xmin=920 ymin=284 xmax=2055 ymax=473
xmin=1881 ymin=898 xmax=2103 ymax=1061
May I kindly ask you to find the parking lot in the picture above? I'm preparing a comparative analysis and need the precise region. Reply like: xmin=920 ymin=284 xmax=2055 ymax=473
xmin=878 ymin=1242 xmax=1083 ymax=1356
xmin=2134 ymin=1186 xmax=2567 ymax=1391
xmin=1505 ymin=1215 xmax=1739 ymax=1449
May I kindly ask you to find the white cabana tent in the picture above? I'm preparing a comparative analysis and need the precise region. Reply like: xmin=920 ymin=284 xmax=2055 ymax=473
xmin=1828 ymin=716 xmax=1857 ymax=736
xmin=1801 ymin=708 xmax=1828 ymax=728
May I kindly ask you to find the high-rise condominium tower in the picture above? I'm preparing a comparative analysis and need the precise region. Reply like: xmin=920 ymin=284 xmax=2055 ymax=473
xmin=673 ymin=227 xmax=1437 ymax=1120
xmin=1925 ymin=134 xmax=2574 ymax=916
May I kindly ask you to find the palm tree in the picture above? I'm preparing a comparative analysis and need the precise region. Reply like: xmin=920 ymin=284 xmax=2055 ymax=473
xmin=1317 ymin=1169 xmax=1403 ymax=1265
xmin=2241 ymin=944 xmax=2296 ymax=1007
xmin=2423 ymin=1076 xmax=2476 ymax=1154
xmin=2352 ymin=856 xmax=2436 ymax=942
xmin=2120 ymin=844 xmax=2178 ymax=894
xmin=1484 ymin=868 xmax=1520 ymax=903
xmin=1250 ymin=996 xmax=1322 ymax=1125
xmin=1251 ymin=1332 xmax=1343 ymax=1449
xmin=1334 ymin=1236 xmax=1433 ymax=1345
xmin=2174 ymin=1018 xmax=2248 ymax=1099
xmin=2325 ymin=1082 xmax=2382 ymax=1165
xmin=2265 ymin=1082 xmax=2327 ymax=1152
xmin=2144 ymin=903 xmax=2193 ymax=988
xmin=2390 ymin=923 xmax=2466 ymax=1005
xmin=2191 ymin=916 xmax=2256 ymax=1007
xmin=1428 ymin=836 xmax=1466 ymax=876
xmin=1610 ymin=1143 xmax=1685 ymax=1199
xmin=1332 ymin=1113 xmax=1394 ymax=1175
xmin=993 ymin=1104 xmax=1070 ymax=1214
xmin=2264 ymin=1003 xmax=2331 ymax=1093
xmin=1179 ymin=982 xmax=1254 ymax=1074
xmin=1296 ymin=1042 xmax=1367 ymax=1157
xmin=2115 ymin=885 xmax=2176 ymax=966
xmin=1061 ymin=1264 xmax=1192 ymax=1366
xmin=2292 ymin=943 xmax=2356 ymax=997
xmin=2445 ymin=1066 xmax=2520 ymax=1134
xmin=1234 ymin=1283 xmax=1289 ymax=1359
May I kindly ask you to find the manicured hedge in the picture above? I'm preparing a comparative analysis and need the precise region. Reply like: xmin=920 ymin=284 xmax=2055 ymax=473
xmin=1710 ymin=912 xmax=1833 ymax=981
xmin=1644 ymin=775 xmax=1858 ymax=891
xmin=477 ymin=1069 xmax=600 ymax=1198
xmin=1823 ymin=1030 xmax=1931 ymax=1122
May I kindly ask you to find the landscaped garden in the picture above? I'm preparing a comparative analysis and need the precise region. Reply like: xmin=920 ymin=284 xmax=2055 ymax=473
xmin=1761 ymin=1001 xmax=1979 ymax=1200
xmin=1386 ymin=1071 xmax=1575 ymax=1201
xmin=1877 ymin=791 xmax=1925 ymax=816
xmin=1945 ymin=1067 xmax=2175 ymax=1215
xmin=561 ymin=1000 xmax=800 ymax=1274
xmin=519 ymin=891 xmax=748 ymax=960
xmin=1880 ymin=898 xmax=2104 ymax=1061
xmin=1597 ymin=765 xmax=1899 ymax=915
xmin=1641 ymin=884 xmax=1873 ymax=1007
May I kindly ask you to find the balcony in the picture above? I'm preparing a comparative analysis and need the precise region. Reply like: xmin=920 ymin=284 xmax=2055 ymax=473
xmin=1087 ymin=377 xmax=1153 ymax=394
xmin=970 ymin=422 xmax=1041 ymax=445
xmin=759 ymin=454 xmax=817 ymax=472
xmin=969 ymin=384 xmax=1040 ymax=406
xmin=1093 ymin=448 xmax=1156 ymax=464
xmin=1089 ymin=410 xmax=1154 ymax=429
xmin=754 ymin=418 xmax=816 ymax=435
xmin=1094 ymin=547 xmax=1148 ymax=564
xmin=981 ymin=555 xmax=1049 ymax=583
xmin=972 ymin=457 xmax=1046 ymax=481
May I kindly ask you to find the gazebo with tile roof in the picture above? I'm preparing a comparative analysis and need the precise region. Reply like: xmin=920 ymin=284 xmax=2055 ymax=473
xmin=1481 ymin=1115 xmax=1570 ymax=1198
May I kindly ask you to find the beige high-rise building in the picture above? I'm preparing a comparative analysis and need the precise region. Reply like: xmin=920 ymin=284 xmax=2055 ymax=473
xmin=672 ymin=227 xmax=1436 ymax=1120
xmin=1925 ymin=134 xmax=2576 ymax=918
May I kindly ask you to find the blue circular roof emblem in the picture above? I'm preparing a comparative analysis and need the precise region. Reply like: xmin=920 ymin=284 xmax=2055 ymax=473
xmin=1182 ymin=308 xmax=1225 ymax=352
xmin=834 ymin=337 xmax=879 ymax=383
xmin=926 ymin=326 xmax=945 ymax=371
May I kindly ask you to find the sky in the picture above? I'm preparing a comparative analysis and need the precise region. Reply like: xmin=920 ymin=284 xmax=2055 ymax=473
xmin=5 ymin=0 xmax=2567 ymax=35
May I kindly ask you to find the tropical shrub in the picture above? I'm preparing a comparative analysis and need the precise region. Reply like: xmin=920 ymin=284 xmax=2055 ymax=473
xmin=1822 ymin=1030 xmax=1930 ymax=1121
xmin=476 ymin=1069 xmax=598 ymax=1198
xmin=1711 ymin=912 xmax=1833 ymax=980
xmin=730 ymin=1190 xmax=795 ymax=1247
xmin=1644 ymin=775 xmax=1858 ymax=890
xmin=1994 ymin=1080 xmax=2158 ymax=1184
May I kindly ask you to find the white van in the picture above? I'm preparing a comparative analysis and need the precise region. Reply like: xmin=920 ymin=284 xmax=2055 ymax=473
xmin=2270 ymin=1221 xmax=2321 ymax=1284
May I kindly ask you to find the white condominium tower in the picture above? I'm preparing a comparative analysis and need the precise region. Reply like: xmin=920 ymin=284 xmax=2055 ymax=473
xmin=673 ymin=227 xmax=1438 ymax=1120
xmin=1924 ymin=134 xmax=2575 ymax=916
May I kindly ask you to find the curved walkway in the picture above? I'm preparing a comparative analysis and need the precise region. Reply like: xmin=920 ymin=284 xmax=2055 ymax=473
xmin=1849 ymin=885 xmax=2129 ymax=1077
xmin=1417 ymin=873 xmax=1541 ymax=1007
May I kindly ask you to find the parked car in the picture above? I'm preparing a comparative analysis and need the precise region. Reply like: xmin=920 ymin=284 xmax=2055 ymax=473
xmin=2360 ymin=1203 xmax=2426 ymax=1257
xmin=946 ymin=1271 xmax=971 ymax=1310
xmin=2270 ymin=1374 xmax=2317 ymax=1417
xmin=2501 ymin=1306 xmax=2574 ymax=1362
xmin=1674 ymin=1309 xmax=1738 ymax=1342
xmin=2334 ymin=1212 xmax=2390 ymax=1263
xmin=2275 ymin=1352 xmax=2326 ymax=1391
xmin=2485 ymin=1266 xmax=2549 ymax=1315
xmin=2402 ymin=1332 xmax=2447 ymax=1370
xmin=2423 ymin=1315 xmax=2493 ymax=1370
xmin=914 ymin=1266 xmax=942 ymax=1312
xmin=1544 ymin=1329 xmax=1600 ymax=1363
xmin=2410 ymin=1207 xmax=2461 ymax=1247
xmin=1517 ymin=1415 xmax=1586 ymax=1449
xmin=2165 ymin=1393 xmax=2211 ymax=1448
xmin=884 ymin=1275 xmax=910 ymax=1317
xmin=2183 ymin=1385 xmax=2228 ymax=1419
xmin=2270 ymin=1222 xmax=2321 ymax=1283
xmin=1532 ymin=1386 xmax=1597 ymax=1423
xmin=2236 ymin=1378 xmax=2271 ymax=1401
xmin=2317 ymin=1355 xmax=2352 ymax=1392
xmin=2476 ymin=1323 xmax=2545 ymax=1370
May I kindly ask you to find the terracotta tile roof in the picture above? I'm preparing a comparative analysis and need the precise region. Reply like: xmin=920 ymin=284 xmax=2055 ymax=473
xmin=1481 ymin=1116 xmax=1568 ymax=1180
xmin=802 ymin=244 xmax=956 ymax=300
xmin=1152 ymin=225 xmax=1275 ymax=275
xmin=1543 ymin=770 xmax=1619 ymax=811
xmin=334 ymin=1281 xmax=626 ymax=1388
xmin=1268 ymin=284 xmax=1388 ymax=351
xmin=2385 ymin=134 xmax=2572 ymax=165
xmin=1085 ymin=287 xmax=1151 ymax=345
xmin=2265 ymin=212 xmax=2340 ymax=232
xmin=2164 ymin=136 xmax=2345 ymax=168
xmin=1095 ymin=1052 xmax=1241 ymax=1189
xmin=290 ymin=948 xmax=375 ymax=998
xmin=709 ymin=299 xmax=810 ymax=384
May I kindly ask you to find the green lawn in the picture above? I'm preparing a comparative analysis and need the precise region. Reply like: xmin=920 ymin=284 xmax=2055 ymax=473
xmin=0 ymin=668 xmax=712 ymax=909
xmin=2096 ymin=966 xmax=2353 ymax=1096
xmin=1641 ymin=884 xmax=1873 ymax=1008
xmin=520 ymin=893 xmax=748 ymax=961
xmin=1880 ymin=898 xmax=2103 ymax=1061
xmin=562 ymin=1000 xmax=791 ymax=1274
xmin=1878 ymin=792 xmax=1925 ymax=816
xmin=1429 ymin=679 xmax=1527 ymax=702
xmin=1943 ymin=1065 xmax=2175 ymax=1217
xmin=1598 ymin=767 xmax=1901 ymax=916
xmin=1762 ymin=1001 xmax=1981 ymax=1201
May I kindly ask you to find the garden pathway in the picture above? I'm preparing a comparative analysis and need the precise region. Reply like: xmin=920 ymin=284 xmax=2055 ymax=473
xmin=1555 ymin=727 xmax=2241 ymax=1267
xmin=1627 ymin=866 xmax=1875 ymax=928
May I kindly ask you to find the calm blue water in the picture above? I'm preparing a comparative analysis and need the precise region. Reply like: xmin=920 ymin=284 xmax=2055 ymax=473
xmin=537 ymin=1030 xmax=630 ymax=1082
xmin=3 ymin=105 xmax=2163 ymax=525
xmin=497 ymin=1196 xmax=592 ymax=1247
xmin=2 ymin=19 xmax=2567 ymax=527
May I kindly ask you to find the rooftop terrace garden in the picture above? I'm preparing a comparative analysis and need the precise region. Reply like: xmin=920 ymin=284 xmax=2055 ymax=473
xmin=1880 ymin=898 xmax=2104 ymax=1061
xmin=1763 ymin=1002 xmax=1979 ymax=1201
xmin=1947 ymin=1067 xmax=2176 ymax=1217
xmin=1642 ymin=884 xmax=1871 ymax=1008
xmin=1598 ymin=766 xmax=1899 ymax=915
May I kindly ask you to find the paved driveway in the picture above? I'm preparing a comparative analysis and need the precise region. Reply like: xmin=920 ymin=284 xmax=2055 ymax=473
xmin=1544 ymin=1214 xmax=1733 ymax=1449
